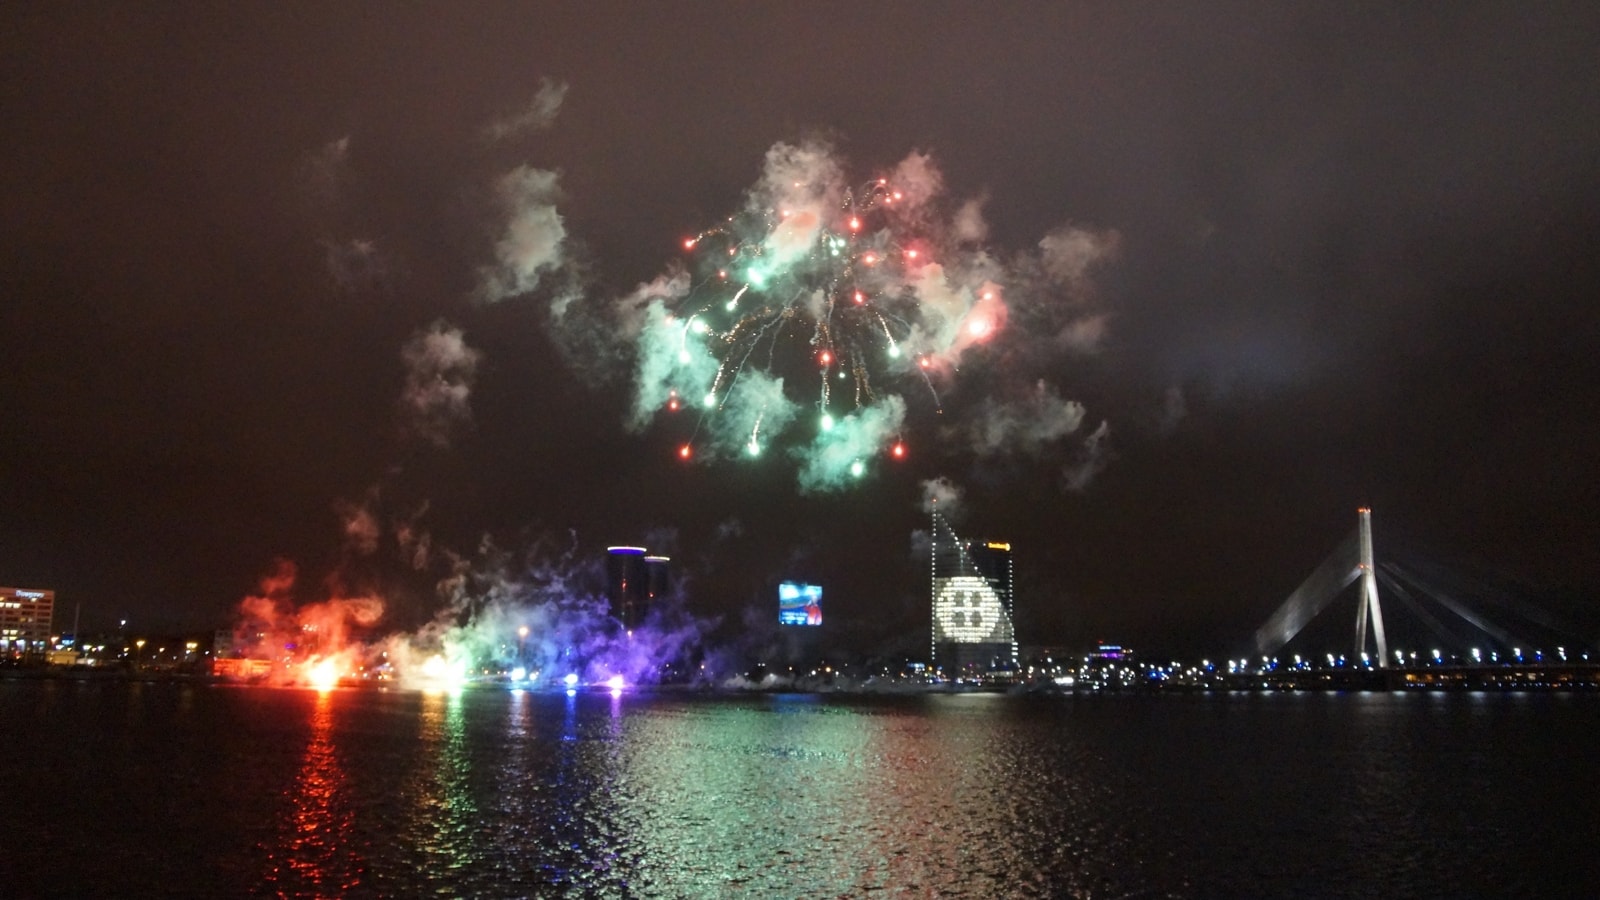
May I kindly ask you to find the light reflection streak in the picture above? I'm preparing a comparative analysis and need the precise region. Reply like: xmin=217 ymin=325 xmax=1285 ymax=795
xmin=506 ymin=686 xmax=531 ymax=740
xmin=405 ymin=690 xmax=478 ymax=875
xmin=616 ymin=697 xmax=875 ymax=891
xmin=265 ymin=690 xmax=364 ymax=896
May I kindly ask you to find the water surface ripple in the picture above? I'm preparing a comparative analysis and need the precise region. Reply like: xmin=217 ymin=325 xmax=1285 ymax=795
xmin=2 ymin=682 xmax=1595 ymax=897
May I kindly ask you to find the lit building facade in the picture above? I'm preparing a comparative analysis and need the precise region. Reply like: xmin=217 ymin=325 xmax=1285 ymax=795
xmin=1 ymin=587 xmax=55 ymax=658
xmin=930 ymin=514 xmax=1018 ymax=676
xmin=644 ymin=556 xmax=671 ymax=608
xmin=606 ymin=547 xmax=671 ymax=631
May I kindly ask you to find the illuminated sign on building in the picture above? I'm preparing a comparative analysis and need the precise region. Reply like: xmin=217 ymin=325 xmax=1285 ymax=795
xmin=929 ymin=514 xmax=1017 ymax=674
xmin=778 ymin=582 xmax=823 ymax=626
xmin=932 ymin=575 xmax=1013 ymax=644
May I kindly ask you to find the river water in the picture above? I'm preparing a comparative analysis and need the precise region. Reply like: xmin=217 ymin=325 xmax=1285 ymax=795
xmin=1 ymin=681 xmax=1595 ymax=897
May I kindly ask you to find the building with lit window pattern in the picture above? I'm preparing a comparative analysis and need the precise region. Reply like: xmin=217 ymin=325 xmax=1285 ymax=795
xmin=1 ymin=587 xmax=54 ymax=659
xmin=929 ymin=513 xmax=1018 ymax=676
xmin=606 ymin=547 xmax=671 ymax=631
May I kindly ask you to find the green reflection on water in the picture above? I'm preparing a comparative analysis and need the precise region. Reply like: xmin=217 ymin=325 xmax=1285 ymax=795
xmin=616 ymin=697 xmax=890 ymax=892
xmin=606 ymin=695 xmax=1101 ymax=896
xmin=406 ymin=689 xmax=477 ymax=873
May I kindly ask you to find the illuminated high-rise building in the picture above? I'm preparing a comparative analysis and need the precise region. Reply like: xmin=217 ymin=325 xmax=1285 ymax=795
xmin=929 ymin=513 xmax=1017 ymax=676
xmin=606 ymin=547 xmax=671 ymax=631
xmin=644 ymin=554 xmax=672 ymax=607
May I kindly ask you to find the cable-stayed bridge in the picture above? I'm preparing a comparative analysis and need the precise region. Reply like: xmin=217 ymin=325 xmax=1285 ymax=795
xmin=1252 ymin=508 xmax=1592 ymax=677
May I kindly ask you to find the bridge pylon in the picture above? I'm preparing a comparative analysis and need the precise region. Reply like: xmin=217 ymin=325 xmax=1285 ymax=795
xmin=1253 ymin=507 xmax=1392 ymax=664
xmin=1355 ymin=508 xmax=1388 ymax=667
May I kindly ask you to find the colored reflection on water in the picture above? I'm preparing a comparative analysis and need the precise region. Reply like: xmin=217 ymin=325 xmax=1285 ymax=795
xmin=263 ymin=690 xmax=364 ymax=897
xmin=399 ymin=689 xmax=478 ymax=876
xmin=18 ymin=685 xmax=1576 ymax=898
xmin=606 ymin=694 xmax=1130 ymax=895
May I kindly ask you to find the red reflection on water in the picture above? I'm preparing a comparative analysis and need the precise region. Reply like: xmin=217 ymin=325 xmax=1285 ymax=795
xmin=263 ymin=691 xmax=365 ymax=896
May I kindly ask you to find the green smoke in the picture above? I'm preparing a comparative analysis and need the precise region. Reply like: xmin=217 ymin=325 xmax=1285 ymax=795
xmin=791 ymin=396 xmax=906 ymax=493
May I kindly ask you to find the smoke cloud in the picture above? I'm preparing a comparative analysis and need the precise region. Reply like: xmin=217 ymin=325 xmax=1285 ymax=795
xmin=482 ymin=79 xmax=568 ymax=142
xmin=535 ymin=138 xmax=1123 ymax=493
xmin=1063 ymin=420 xmax=1112 ymax=492
xmin=1057 ymin=312 xmax=1111 ymax=354
xmin=399 ymin=321 xmax=482 ymax=448
xmin=232 ymin=559 xmax=386 ymax=686
xmin=952 ymin=197 xmax=989 ymax=243
xmin=335 ymin=495 xmax=381 ymax=556
xmin=1159 ymin=385 xmax=1188 ymax=434
xmin=393 ymin=501 xmax=433 ymax=571
xmin=1039 ymin=224 xmax=1121 ymax=292
xmin=480 ymin=165 xmax=567 ymax=302
xmin=301 ymin=135 xmax=350 ymax=210
xmin=918 ymin=475 xmax=965 ymax=521
xmin=793 ymin=396 xmax=906 ymax=494
xmin=321 ymin=238 xmax=392 ymax=293
xmin=966 ymin=380 xmax=1087 ymax=458
xmin=227 ymin=530 xmax=718 ymax=691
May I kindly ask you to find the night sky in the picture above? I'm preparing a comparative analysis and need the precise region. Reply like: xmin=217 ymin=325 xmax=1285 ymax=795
xmin=5 ymin=3 xmax=1598 ymax=656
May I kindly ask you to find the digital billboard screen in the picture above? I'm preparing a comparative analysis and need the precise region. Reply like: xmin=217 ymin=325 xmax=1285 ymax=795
xmin=778 ymin=582 xmax=823 ymax=626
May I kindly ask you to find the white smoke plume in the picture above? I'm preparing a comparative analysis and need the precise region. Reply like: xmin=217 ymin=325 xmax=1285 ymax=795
xmin=301 ymin=135 xmax=350 ymax=209
xmin=1159 ymin=385 xmax=1188 ymax=434
xmin=335 ymin=495 xmax=380 ymax=556
xmin=482 ymin=78 xmax=568 ymax=142
xmin=918 ymin=475 xmax=965 ymax=521
xmin=393 ymin=500 xmax=433 ymax=571
xmin=952 ymin=196 xmax=989 ymax=243
xmin=753 ymin=139 xmax=844 ymax=217
xmin=887 ymin=150 xmax=943 ymax=211
xmin=908 ymin=528 xmax=933 ymax=561
xmin=299 ymin=136 xmax=399 ymax=292
xmin=399 ymin=320 xmax=482 ymax=448
xmin=1062 ymin=420 xmax=1112 ymax=492
xmin=480 ymin=165 xmax=567 ymax=302
xmin=967 ymin=379 xmax=1087 ymax=457
xmin=1057 ymin=312 xmax=1111 ymax=353
xmin=615 ymin=270 xmax=691 ymax=338
xmin=1039 ymin=224 xmax=1121 ymax=292
xmin=321 ymin=238 xmax=392 ymax=292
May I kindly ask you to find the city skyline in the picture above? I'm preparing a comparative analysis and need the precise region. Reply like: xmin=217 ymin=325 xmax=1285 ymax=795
xmin=4 ymin=4 xmax=1599 ymax=657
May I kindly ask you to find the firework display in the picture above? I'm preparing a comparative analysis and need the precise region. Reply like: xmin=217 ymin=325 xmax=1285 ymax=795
xmin=220 ymin=551 xmax=705 ymax=693
xmin=626 ymin=143 xmax=1009 ymax=491
xmin=211 ymin=141 xmax=1114 ymax=693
